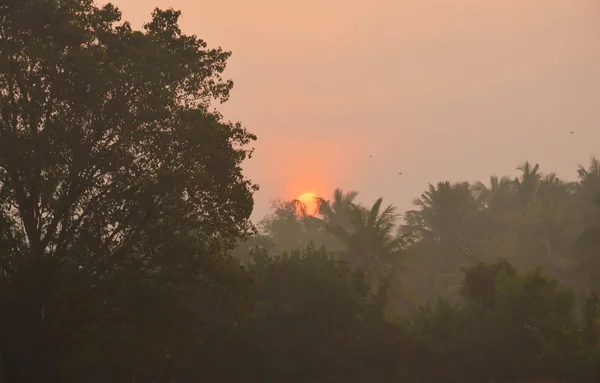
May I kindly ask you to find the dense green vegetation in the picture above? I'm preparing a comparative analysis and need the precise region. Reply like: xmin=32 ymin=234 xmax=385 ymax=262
xmin=1 ymin=1 xmax=599 ymax=382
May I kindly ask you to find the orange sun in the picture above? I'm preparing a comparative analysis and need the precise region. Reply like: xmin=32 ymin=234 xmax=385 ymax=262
xmin=296 ymin=192 xmax=319 ymax=216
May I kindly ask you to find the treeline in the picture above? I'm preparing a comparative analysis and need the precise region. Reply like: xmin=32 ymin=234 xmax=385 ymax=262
xmin=1 ymin=1 xmax=599 ymax=382
xmin=238 ymin=160 xmax=600 ymax=310
xmin=223 ymin=162 xmax=600 ymax=382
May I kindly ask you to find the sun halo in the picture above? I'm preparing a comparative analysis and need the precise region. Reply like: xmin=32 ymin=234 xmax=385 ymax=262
xmin=296 ymin=192 xmax=320 ymax=216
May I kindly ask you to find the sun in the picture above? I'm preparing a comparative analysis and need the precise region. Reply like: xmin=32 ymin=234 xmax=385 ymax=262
xmin=296 ymin=192 xmax=320 ymax=216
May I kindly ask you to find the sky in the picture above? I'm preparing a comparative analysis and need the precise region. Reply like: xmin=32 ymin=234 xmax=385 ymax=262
xmin=107 ymin=0 xmax=600 ymax=221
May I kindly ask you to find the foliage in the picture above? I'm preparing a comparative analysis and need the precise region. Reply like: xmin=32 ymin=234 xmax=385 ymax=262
xmin=231 ymin=158 xmax=600 ymax=382
xmin=198 ymin=245 xmax=402 ymax=383
xmin=403 ymin=262 xmax=585 ymax=383
xmin=0 ymin=1 xmax=255 ymax=380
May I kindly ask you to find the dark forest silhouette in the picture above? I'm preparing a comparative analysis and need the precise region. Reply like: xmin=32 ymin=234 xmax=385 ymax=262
xmin=1 ymin=1 xmax=599 ymax=382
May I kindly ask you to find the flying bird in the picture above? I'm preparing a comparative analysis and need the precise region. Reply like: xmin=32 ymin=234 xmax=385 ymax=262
xmin=398 ymin=172 xmax=403 ymax=175
xmin=570 ymin=131 xmax=574 ymax=134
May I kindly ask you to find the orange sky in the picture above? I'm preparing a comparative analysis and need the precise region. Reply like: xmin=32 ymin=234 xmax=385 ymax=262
xmin=107 ymin=0 xmax=600 ymax=221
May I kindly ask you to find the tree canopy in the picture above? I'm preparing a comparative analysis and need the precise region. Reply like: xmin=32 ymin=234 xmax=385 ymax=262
xmin=0 ymin=1 xmax=255 ymax=380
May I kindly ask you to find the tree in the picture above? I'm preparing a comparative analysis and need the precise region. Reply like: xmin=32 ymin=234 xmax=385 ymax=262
xmin=321 ymin=197 xmax=411 ymax=315
xmin=401 ymin=181 xmax=481 ymax=302
xmin=469 ymin=164 xmax=582 ymax=286
xmin=575 ymin=157 xmax=600 ymax=226
xmin=404 ymin=261 xmax=582 ymax=383
xmin=573 ymin=192 xmax=600 ymax=295
xmin=405 ymin=181 xmax=479 ymax=242
xmin=460 ymin=259 xmax=517 ymax=310
xmin=472 ymin=175 xmax=516 ymax=211
xmin=516 ymin=180 xmax=579 ymax=276
xmin=486 ymin=268 xmax=580 ymax=382
xmin=471 ymin=175 xmax=517 ymax=233
xmin=469 ymin=176 xmax=522 ymax=265
xmin=316 ymin=188 xmax=359 ymax=233
xmin=0 ymin=1 xmax=256 ymax=380
xmin=325 ymin=198 xmax=404 ymax=282
xmin=515 ymin=161 xmax=543 ymax=209
xmin=241 ymin=245 xmax=398 ymax=383
xmin=256 ymin=199 xmax=341 ymax=256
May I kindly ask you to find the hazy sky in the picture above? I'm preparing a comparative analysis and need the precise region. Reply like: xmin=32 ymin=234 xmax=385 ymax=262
xmin=108 ymin=0 xmax=600 ymax=221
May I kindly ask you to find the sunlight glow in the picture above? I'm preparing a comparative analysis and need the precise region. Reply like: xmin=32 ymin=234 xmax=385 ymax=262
xmin=296 ymin=192 xmax=319 ymax=216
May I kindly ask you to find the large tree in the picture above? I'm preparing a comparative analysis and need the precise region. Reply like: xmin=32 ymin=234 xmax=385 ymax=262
xmin=0 ymin=1 xmax=256 ymax=381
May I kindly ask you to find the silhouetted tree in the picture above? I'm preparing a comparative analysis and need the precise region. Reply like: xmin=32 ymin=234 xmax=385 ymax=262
xmin=316 ymin=188 xmax=359 ymax=233
xmin=0 ymin=1 xmax=255 ymax=381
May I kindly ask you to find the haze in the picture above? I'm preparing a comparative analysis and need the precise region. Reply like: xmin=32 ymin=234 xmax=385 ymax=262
xmin=110 ymin=0 xmax=600 ymax=220
xmin=3 ymin=1 xmax=600 ymax=380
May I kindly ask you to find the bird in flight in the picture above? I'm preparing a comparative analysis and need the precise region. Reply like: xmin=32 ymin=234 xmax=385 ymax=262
xmin=398 ymin=172 xmax=403 ymax=175
xmin=369 ymin=155 xmax=372 ymax=158
xmin=570 ymin=131 xmax=574 ymax=134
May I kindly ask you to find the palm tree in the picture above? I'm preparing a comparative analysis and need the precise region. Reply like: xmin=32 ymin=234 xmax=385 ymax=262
xmin=404 ymin=181 xmax=479 ymax=242
xmin=472 ymin=175 xmax=516 ymax=212
xmin=315 ymin=188 xmax=359 ymax=233
xmin=520 ymin=190 xmax=579 ymax=272
xmin=507 ymin=163 xmax=579 ymax=278
xmin=575 ymin=157 xmax=600 ymax=226
xmin=324 ymin=196 xmax=410 ymax=315
xmin=577 ymin=157 xmax=600 ymax=181
xmin=326 ymin=198 xmax=404 ymax=277
xmin=471 ymin=176 xmax=517 ymax=250
xmin=400 ymin=181 xmax=481 ymax=302
xmin=575 ymin=193 xmax=600 ymax=294
xmin=514 ymin=161 xmax=542 ymax=208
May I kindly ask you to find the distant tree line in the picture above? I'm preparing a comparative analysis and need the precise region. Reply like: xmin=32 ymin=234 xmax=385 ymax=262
xmin=243 ymin=159 xmax=600 ymax=312
xmin=1 ymin=1 xmax=600 ymax=382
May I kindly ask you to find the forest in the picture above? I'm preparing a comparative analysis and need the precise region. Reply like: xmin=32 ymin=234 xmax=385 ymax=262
xmin=0 ymin=1 xmax=599 ymax=382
